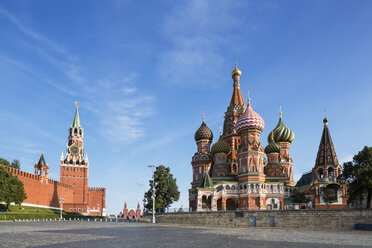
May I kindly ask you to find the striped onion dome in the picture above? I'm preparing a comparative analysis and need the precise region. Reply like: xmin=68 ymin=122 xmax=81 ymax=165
xmin=236 ymin=100 xmax=265 ymax=133
xmin=265 ymin=135 xmax=281 ymax=154
xmin=211 ymin=135 xmax=230 ymax=155
xmin=194 ymin=118 xmax=213 ymax=142
xmin=267 ymin=114 xmax=294 ymax=144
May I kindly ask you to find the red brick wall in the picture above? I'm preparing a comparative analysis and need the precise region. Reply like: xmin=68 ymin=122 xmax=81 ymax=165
xmin=87 ymin=187 xmax=106 ymax=216
xmin=60 ymin=166 xmax=88 ymax=203
xmin=6 ymin=167 xmax=74 ymax=208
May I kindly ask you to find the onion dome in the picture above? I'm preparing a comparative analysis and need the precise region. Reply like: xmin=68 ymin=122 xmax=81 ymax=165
xmin=194 ymin=116 xmax=213 ymax=142
xmin=265 ymin=134 xmax=281 ymax=154
xmin=231 ymin=62 xmax=242 ymax=78
xmin=268 ymin=111 xmax=294 ymax=144
xmin=211 ymin=134 xmax=230 ymax=155
xmin=323 ymin=116 xmax=328 ymax=125
xmin=236 ymin=97 xmax=265 ymax=133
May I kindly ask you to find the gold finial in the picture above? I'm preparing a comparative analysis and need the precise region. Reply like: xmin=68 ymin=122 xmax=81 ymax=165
xmin=231 ymin=60 xmax=242 ymax=78
xmin=75 ymin=101 xmax=79 ymax=108
xmin=279 ymin=103 xmax=282 ymax=118
xmin=271 ymin=131 xmax=274 ymax=141
xmin=202 ymin=111 xmax=205 ymax=122
xmin=324 ymin=109 xmax=327 ymax=118
xmin=219 ymin=125 xmax=222 ymax=135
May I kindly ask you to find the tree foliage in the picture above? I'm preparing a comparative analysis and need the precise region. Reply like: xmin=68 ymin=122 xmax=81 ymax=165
xmin=0 ymin=158 xmax=10 ymax=167
xmin=0 ymin=158 xmax=21 ymax=169
xmin=340 ymin=146 xmax=372 ymax=208
xmin=290 ymin=189 xmax=309 ymax=204
xmin=10 ymin=159 xmax=20 ymax=170
xmin=144 ymin=165 xmax=180 ymax=213
xmin=0 ymin=167 xmax=27 ymax=211
xmin=320 ymin=184 xmax=339 ymax=209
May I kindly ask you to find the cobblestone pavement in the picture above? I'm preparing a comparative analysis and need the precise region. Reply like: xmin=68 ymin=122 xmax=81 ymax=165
xmin=0 ymin=221 xmax=371 ymax=248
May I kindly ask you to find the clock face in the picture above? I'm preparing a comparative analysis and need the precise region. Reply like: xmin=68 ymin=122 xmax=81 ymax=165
xmin=70 ymin=145 xmax=80 ymax=155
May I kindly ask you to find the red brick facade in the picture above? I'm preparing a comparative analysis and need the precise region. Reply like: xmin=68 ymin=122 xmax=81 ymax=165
xmin=122 ymin=202 xmax=142 ymax=219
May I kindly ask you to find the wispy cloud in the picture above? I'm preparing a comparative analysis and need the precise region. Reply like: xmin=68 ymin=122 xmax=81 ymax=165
xmin=157 ymin=0 xmax=250 ymax=87
xmin=0 ymin=6 xmax=155 ymax=144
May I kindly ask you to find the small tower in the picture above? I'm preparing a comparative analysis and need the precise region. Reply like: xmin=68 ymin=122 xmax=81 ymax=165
xmin=34 ymin=153 xmax=49 ymax=183
xmin=189 ymin=115 xmax=214 ymax=211
xmin=267 ymin=106 xmax=295 ymax=186
xmin=123 ymin=201 xmax=128 ymax=218
xmin=192 ymin=115 xmax=213 ymax=181
xmin=135 ymin=202 xmax=142 ymax=219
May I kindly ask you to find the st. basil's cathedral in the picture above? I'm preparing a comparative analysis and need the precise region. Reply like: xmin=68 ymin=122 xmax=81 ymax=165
xmin=189 ymin=64 xmax=347 ymax=211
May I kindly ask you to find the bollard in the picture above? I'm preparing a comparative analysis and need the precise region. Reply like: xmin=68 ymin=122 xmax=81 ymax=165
xmin=250 ymin=217 xmax=256 ymax=227
xmin=270 ymin=216 xmax=275 ymax=227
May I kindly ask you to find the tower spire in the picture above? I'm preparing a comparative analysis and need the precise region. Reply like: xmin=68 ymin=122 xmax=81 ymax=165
xmin=73 ymin=102 xmax=81 ymax=128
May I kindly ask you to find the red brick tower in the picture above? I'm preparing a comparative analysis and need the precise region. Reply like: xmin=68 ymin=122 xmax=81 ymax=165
xmin=223 ymin=63 xmax=246 ymax=175
xmin=60 ymin=102 xmax=89 ymax=204
xmin=135 ymin=202 xmax=142 ymax=219
xmin=123 ymin=201 xmax=128 ymax=218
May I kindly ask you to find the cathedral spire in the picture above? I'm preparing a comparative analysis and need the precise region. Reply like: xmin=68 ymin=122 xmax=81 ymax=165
xmin=229 ymin=63 xmax=245 ymax=108
xmin=72 ymin=102 xmax=81 ymax=128
xmin=315 ymin=117 xmax=337 ymax=168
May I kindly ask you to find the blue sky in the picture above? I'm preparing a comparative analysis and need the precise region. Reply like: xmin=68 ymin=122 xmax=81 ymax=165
xmin=1 ymin=0 xmax=372 ymax=215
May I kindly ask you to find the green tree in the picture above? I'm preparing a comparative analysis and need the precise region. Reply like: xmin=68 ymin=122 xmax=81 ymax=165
xmin=0 ymin=167 xmax=27 ymax=211
xmin=10 ymin=159 xmax=20 ymax=170
xmin=0 ymin=158 xmax=10 ymax=167
xmin=320 ymin=184 xmax=339 ymax=209
xmin=144 ymin=165 xmax=180 ymax=213
xmin=341 ymin=146 xmax=372 ymax=209
xmin=290 ymin=189 xmax=309 ymax=203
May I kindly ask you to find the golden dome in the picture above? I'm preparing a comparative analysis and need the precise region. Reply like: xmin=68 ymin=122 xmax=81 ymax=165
xmin=231 ymin=62 xmax=242 ymax=78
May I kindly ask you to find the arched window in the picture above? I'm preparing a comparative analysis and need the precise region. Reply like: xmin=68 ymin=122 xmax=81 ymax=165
xmin=226 ymin=185 xmax=230 ymax=190
xmin=328 ymin=167 xmax=334 ymax=179
xmin=244 ymin=184 xmax=247 ymax=189
xmin=318 ymin=168 xmax=324 ymax=179
xmin=232 ymin=185 xmax=235 ymax=190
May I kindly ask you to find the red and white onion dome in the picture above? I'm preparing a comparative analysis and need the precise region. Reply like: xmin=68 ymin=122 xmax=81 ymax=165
xmin=236 ymin=100 xmax=265 ymax=133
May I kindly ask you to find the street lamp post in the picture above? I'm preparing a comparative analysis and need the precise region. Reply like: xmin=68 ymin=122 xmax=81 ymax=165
xmin=59 ymin=196 xmax=65 ymax=219
xmin=147 ymin=165 xmax=155 ymax=224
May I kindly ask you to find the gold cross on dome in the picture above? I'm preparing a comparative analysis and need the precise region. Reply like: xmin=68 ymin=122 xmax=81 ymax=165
xmin=75 ymin=101 xmax=79 ymax=107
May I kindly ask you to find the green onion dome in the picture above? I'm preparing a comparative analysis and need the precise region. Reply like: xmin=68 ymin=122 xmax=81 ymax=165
xmin=265 ymin=136 xmax=281 ymax=154
xmin=211 ymin=135 xmax=230 ymax=155
xmin=267 ymin=114 xmax=294 ymax=144
xmin=194 ymin=118 xmax=213 ymax=142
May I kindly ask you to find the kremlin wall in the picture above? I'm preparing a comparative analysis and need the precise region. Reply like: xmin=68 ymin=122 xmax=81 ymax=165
xmin=2 ymin=103 xmax=106 ymax=216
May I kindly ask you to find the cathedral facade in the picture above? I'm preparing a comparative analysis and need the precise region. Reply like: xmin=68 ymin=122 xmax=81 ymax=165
xmin=189 ymin=64 xmax=295 ymax=211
